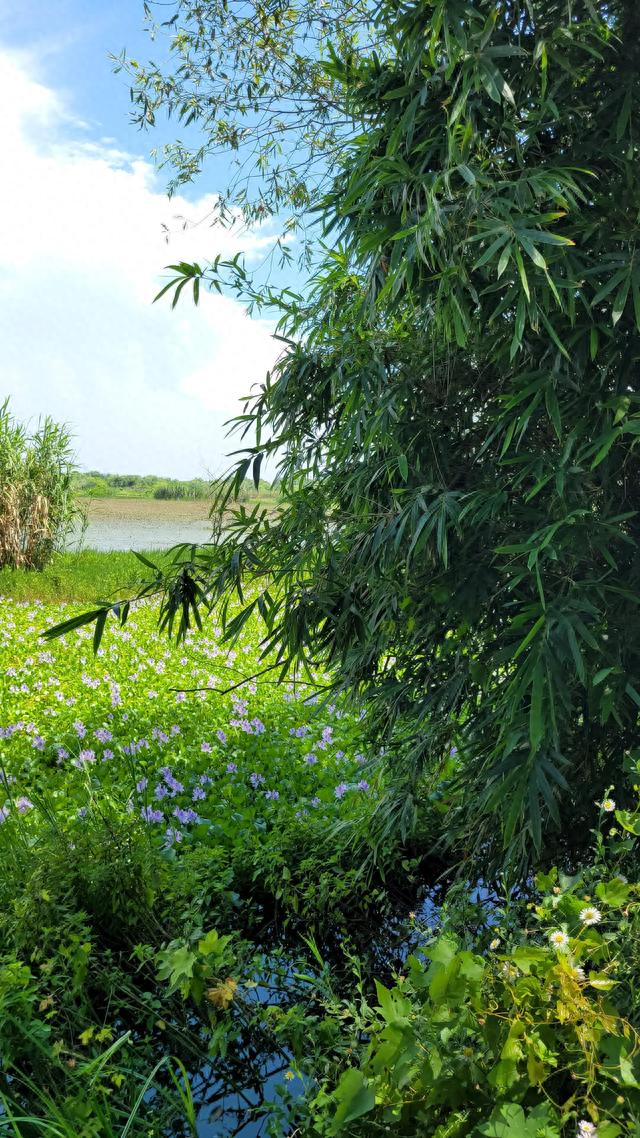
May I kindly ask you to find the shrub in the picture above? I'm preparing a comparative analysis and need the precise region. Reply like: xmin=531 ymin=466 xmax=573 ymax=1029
xmin=306 ymin=794 xmax=640 ymax=1137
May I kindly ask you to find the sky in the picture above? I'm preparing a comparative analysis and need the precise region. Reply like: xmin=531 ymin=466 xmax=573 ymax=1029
xmin=0 ymin=0 xmax=284 ymax=479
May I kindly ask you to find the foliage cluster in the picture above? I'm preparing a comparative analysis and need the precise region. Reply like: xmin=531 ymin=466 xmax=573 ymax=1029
xmin=308 ymin=799 xmax=640 ymax=1138
xmin=118 ymin=0 xmax=640 ymax=875
xmin=116 ymin=0 xmax=378 ymax=262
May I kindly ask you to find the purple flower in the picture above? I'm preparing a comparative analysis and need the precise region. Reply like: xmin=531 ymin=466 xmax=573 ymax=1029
xmin=110 ymin=682 xmax=122 ymax=707
xmin=94 ymin=728 xmax=113 ymax=743
xmin=226 ymin=762 xmax=238 ymax=774
xmin=78 ymin=749 xmax=96 ymax=765
xmin=357 ymin=780 xmax=370 ymax=792
xmin=250 ymin=772 xmax=266 ymax=788
xmin=310 ymin=796 xmax=321 ymax=808
xmin=154 ymin=784 xmax=169 ymax=800
xmin=201 ymin=741 xmax=212 ymax=753
xmin=334 ymin=783 xmax=348 ymax=799
xmin=304 ymin=753 xmax=317 ymax=765
xmin=192 ymin=786 xmax=206 ymax=801
xmin=141 ymin=806 xmax=164 ymax=823
xmin=216 ymin=729 xmax=227 ymax=744
xmin=136 ymin=777 xmax=148 ymax=793
xmin=160 ymin=768 xmax=184 ymax=795
xmin=175 ymin=692 xmax=186 ymax=704
xmin=251 ymin=718 xmax=266 ymax=734
xmin=77 ymin=806 xmax=88 ymax=819
xmin=321 ymin=726 xmax=333 ymax=743
xmin=16 ymin=796 xmax=33 ymax=813
xmin=355 ymin=753 xmax=366 ymax=765
xmin=74 ymin=720 xmax=87 ymax=738
xmin=170 ymin=724 xmax=181 ymax=735
xmin=264 ymin=789 xmax=279 ymax=801
xmin=0 ymin=806 xmax=9 ymax=824
xmin=164 ymin=827 xmax=183 ymax=846
xmin=102 ymin=748 xmax=114 ymax=761
xmin=173 ymin=806 xmax=199 ymax=825
xmin=31 ymin=735 xmax=45 ymax=751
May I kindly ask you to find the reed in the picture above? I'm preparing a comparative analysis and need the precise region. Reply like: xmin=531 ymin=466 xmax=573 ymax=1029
xmin=0 ymin=400 xmax=80 ymax=571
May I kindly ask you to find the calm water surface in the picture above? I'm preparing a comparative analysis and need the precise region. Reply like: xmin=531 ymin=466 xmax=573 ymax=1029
xmin=68 ymin=498 xmax=216 ymax=551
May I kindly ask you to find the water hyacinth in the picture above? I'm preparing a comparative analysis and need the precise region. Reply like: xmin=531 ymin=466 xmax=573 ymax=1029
xmin=0 ymin=593 xmax=382 ymax=904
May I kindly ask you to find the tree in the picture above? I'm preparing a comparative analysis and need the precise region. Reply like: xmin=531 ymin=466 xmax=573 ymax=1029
xmin=58 ymin=0 xmax=640 ymax=873
xmin=117 ymin=0 xmax=379 ymax=265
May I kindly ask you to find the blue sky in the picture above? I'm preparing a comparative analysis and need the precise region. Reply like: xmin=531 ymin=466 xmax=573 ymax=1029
xmin=0 ymin=0 xmax=283 ymax=478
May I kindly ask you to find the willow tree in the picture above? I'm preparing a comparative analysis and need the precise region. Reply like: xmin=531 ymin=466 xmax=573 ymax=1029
xmin=58 ymin=0 xmax=640 ymax=872
xmin=115 ymin=0 xmax=379 ymax=268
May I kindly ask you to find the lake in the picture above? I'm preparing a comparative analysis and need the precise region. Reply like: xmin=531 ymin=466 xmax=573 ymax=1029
xmin=68 ymin=497 xmax=216 ymax=551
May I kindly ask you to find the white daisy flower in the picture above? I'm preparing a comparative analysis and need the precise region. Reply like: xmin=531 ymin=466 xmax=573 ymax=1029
xmin=580 ymin=907 xmax=602 ymax=926
xmin=489 ymin=938 xmax=500 ymax=951
xmin=600 ymin=798 xmax=615 ymax=812
xmin=578 ymin=1121 xmax=597 ymax=1138
xmin=549 ymin=929 xmax=569 ymax=948
xmin=500 ymin=962 xmax=518 ymax=981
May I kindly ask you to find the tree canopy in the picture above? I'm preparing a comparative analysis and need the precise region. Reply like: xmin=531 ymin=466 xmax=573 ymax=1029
xmin=60 ymin=0 xmax=640 ymax=875
xmin=118 ymin=0 xmax=378 ymax=264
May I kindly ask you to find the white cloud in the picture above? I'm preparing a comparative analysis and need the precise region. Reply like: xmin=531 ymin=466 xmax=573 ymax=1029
xmin=0 ymin=48 xmax=281 ymax=478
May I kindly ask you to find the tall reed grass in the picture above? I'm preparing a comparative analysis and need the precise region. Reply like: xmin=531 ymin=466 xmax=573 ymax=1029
xmin=0 ymin=400 xmax=80 ymax=571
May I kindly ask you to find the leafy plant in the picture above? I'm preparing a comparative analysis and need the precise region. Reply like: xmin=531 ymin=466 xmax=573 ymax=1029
xmin=306 ymin=805 xmax=640 ymax=1138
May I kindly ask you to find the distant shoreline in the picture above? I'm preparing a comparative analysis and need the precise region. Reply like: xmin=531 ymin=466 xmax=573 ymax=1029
xmin=78 ymin=496 xmax=212 ymax=522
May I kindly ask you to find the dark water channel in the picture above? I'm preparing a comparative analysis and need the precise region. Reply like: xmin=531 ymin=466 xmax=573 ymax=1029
xmin=150 ymin=884 xmax=456 ymax=1137
xmin=179 ymin=877 xmax=498 ymax=1137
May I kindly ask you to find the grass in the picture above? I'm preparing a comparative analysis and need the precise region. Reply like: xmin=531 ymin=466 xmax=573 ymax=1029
xmin=0 ymin=550 xmax=166 ymax=603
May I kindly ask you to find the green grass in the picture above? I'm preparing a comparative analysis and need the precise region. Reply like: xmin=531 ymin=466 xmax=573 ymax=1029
xmin=0 ymin=550 xmax=165 ymax=603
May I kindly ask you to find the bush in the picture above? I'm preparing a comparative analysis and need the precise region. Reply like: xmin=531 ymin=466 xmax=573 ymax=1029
xmin=306 ymin=794 xmax=640 ymax=1137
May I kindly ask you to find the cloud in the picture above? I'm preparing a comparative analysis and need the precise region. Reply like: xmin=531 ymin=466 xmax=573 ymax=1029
xmin=0 ymin=47 xmax=281 ymax=478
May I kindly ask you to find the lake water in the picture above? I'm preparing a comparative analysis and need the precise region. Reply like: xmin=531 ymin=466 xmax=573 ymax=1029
xmin=68 ymin=498 xmax=216 ymax=551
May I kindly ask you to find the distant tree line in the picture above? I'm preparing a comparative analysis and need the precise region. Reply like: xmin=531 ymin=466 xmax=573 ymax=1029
xmin=72 ymin=471 xmax=276 ymax=502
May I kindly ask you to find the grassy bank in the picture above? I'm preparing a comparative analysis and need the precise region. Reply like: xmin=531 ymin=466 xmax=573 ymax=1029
xmin=0 ymin=549 xmax=164 ymax=603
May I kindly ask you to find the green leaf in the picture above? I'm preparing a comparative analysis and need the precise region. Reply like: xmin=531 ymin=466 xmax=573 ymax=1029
xmin=198 ymin=929 xmax=232 ymax=957
xmin=331 ymin=1069 xmax=375 ymax=1132
xmin=157 ymin=945 xmax=197 ymax=994
xmin=614 ymin=809 xmax=640 ymax=836
xmin=612 ymin=278 xmax=630 ymax=326
xmin=514 ymin=247 xmax=530 ymax=301
xmin=457 ymin=163 xmax=476 ymax=185
xmin=479 ymin=1102 xmax=553 ymax=1138
xmin=497 ymin=243 xmax=512 ymax=278
xmin=595 ymin=878 xmax=631 ymax=908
